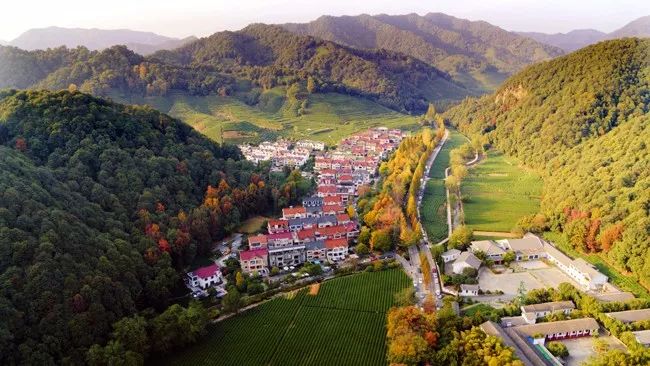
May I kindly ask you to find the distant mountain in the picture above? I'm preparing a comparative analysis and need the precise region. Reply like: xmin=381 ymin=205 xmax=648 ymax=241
xmin=8 ymin=26 xmax=194 ymax=54
xmin=609 ymin=15 xmax=650 ymax=38
xmin=281 ymin=13 xmax=564 ymax=93
xmin=517 ymin=29 xmax=606 ymax=52
xmin=0 ymin=24 xmax=471 ymax=113
xmin=519 ymin=15 xmax=650 ymax=51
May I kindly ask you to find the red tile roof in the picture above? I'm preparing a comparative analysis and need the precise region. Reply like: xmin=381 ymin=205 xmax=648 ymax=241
xmin=318 ymin=185 xmax=337 ymax=193
xmin=336 ymin=214 xmax=350 ymax=222
xmin=323 ymin=195 xmax=343 ymax=204
xmin=240 ymin=248 xmax=268 ymax=261
xmin=282 ymin=206 xmax=306 ymax=215
xmin=268 ymin=219 xmax=289 ymax=227
xmin=267 ymin=232 xmax=293 ymax=241
xmin=297 ymin=228 xmax=316 ymax=240
xmin=194 ymin=264 xmax=219 ymax=279
xmin=325 ymin=238 xmax=349 ymax=249
xmin=248 ymin=234 xmax=268 ymax=245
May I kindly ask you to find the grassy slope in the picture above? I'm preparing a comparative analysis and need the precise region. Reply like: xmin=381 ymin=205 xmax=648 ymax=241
xmin=421 ymin=130 xmax=466 ymax=242
xmin=462 ymin=150 xmax=543 ymax=232
xmin=162 ymin=270 xmax=409 ymax=366
xmin=119 ymin=89 xmax=421 ymax=145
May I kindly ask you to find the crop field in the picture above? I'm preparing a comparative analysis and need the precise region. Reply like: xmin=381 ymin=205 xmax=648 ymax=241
xmin=421 ymin=130 xmax=467 ymax=242
xmin=162 ymin=269 xmax=409 ymax=366
xmin=122 ymin=89 xmax=420 ymax=145
xmin=462 ymin=150 xmax=542 ymax=232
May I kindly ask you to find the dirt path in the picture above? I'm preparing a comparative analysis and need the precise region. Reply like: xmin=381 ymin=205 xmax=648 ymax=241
xmin=473 ymin=231 xmax=519 ymax=238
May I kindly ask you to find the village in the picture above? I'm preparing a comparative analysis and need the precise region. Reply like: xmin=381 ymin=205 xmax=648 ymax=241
xmin=184 ymin=127 xmax=650 ymax=366
xmin=184 ymin=128 xmax=405 ymax=298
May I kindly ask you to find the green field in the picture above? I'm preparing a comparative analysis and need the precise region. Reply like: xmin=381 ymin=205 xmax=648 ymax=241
xmin=237 ymin=216 xmax=269 ymax=234
xmin=161 ymin=269 xmax=410 ymax=366
xmin=462 ymin=150 xmax=543 ymax=232
xmin=120 ymin=89 xmax=421 ymax=145
xmin=421 ymin=130 xmax=467 ymax=242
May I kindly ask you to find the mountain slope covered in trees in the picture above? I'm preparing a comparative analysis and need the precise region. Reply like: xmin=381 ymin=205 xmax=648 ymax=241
xmin=0 ymin=24 xmax=471 ymax=114
xmin=282 ymin=13 xmax=564 ymax=92
xmin=0 ymin=90 xmax=308 ymax=364
xmin=444 ymin=38 xmax=650 ymax=287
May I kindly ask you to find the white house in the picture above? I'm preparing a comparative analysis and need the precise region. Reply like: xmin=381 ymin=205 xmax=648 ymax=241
xmin=187 ymin=264 xmax=223 ymax=290
xmin=470 ymin=240 xmax=505 ymax=264
xmin=441 ymin=249 xmax=461 ymax=263
xmin=460 ymin=284 xmax=479 ymax=296
xmin=452 ymin=251 xmax=482 ymax=275
xmin=521 ymin=301 xmax=575 ymax=324
xmin=544 ymin=241 xmax=608 ymax=290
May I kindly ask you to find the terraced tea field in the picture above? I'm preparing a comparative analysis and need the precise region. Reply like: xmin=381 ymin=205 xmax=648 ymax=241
xmin=161 ymin=269 xmax=410 ymax=366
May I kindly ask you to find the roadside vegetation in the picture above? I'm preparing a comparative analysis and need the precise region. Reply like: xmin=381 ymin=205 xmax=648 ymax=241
xmin=160 ymin=269 xmax=409 ymax=366
xmin=357 ymin=127 xmax=444 ymax=251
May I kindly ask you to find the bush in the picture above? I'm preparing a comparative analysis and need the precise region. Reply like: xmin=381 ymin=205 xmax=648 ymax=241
xmin=546 ymin=341 xmax=569 ymax=358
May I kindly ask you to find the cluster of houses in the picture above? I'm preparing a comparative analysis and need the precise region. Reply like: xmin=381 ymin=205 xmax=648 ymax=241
xmin=239 ymin=139 xmax=324 ymax=169
xmin=238 ymin=195 xmax=360 ymax=276
xmin=442 ymin=233 xmax=609 ymax=291
xmin=314 ymin=128 xmax=405 ymax=198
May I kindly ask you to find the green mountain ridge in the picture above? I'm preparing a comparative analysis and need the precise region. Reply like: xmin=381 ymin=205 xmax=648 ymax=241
xmin=444 ymin=38 xmax=650 ymax=286
xmin=281 ymin=12 xmax=564 ymax=93
xmin=0 ymin=89 xmax=297 ymax=364
xmin=0 ymin=24 xmax=472 ymax=115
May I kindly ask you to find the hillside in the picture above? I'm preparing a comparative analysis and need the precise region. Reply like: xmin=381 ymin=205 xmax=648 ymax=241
xmin=8 ymin=26 xmax=195 ymax=54
xmin=0 ymin=90 xmax=304 ymax=364
xmin=517 ymin=29 xmax=606 ymax=52
xmin=282 ymin=13 xmax=564 ymax=92
xmin=0 ymin=24 xmax=470 ymax=115
xmin=609 ymin=15 xmax=650 ymax=38
xmin=444 ymin=38 xmax=649 ymax=287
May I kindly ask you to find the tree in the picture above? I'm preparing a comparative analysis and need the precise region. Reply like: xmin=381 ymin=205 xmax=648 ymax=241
xmin=222 ymin=287 xmax=242 ymax=313
xmin=306 ymin=76 xmax=316 ymax=94
xmin=370 ymin=229 xmax=392 ymax=252
xmin=546 ymin=341 xmax=569 ymax=358
xmin=448 ymin=226 xmax=473 ymax=250
xmin=394 ymin=287 xmax=416 ymax=306
xmin=111 ymin=316 xmax=149 ymax=356
xmin=355 ymin=243 xmax=369 ymax=256
xmin=235 ymin=271 xmax=246 ymax=291
xmin=502 ymin=250 xmax=516 ymax=266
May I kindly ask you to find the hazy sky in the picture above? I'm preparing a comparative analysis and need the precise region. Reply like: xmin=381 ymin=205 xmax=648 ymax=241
xmin=1 ymin=0 xmax=648 ymax=41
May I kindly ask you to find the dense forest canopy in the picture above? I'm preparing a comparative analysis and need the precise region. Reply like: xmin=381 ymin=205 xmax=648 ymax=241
xmin=444 ymin=38 xmax=650 ymax=287
xmin=282 ymin=13 xmax=564 ymax=92
xmin=0 ymin=24 xmax=472 ymax=114
xmin=0 ymin=90 xmax=306 ymax=364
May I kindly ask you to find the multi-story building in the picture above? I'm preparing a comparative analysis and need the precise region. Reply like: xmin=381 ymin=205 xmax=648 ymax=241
xmin=186 ymin=264 xmax=223 ymax=290
xmin=240 ymin=249 xmax=269 ymax=275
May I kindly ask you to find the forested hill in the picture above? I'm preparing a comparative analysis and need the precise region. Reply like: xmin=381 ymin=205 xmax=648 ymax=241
xmin=0 ymin=24 xmax=471 ymax=114
xmin=0 ymin=90 xmax=307 ymax=364
xmin=281 ymin=13 xmax=564 ymax=92
xmin=444 ymin=38 xmax=650 ymax=287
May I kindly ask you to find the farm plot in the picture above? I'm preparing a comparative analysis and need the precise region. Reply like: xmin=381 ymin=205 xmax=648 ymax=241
xmin=462 ymin=150 xmax=542 ymax=232
xmin=421 ymin=130 xmax=466 ymax=242
xmin=301 ymin=269 xmax=410 ymax=312
xmin=160 ymin=269 xmax=409 ymax=366
xmin=269 ymin=307 xmax=387 ymax=366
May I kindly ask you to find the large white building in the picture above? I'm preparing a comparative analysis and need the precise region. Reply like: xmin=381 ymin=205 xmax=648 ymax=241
xmin=187 ymin=264 xmax=223 ymax=290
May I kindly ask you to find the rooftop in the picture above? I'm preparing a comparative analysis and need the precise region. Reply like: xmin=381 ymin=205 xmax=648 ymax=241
xmin=632 ymin=330 xmax=650 ymax=345
xmin=325 ymin=238 xmax=348 ymax=249
xmin=442 ymin=248 xmax=461 ymax=257
xmin=521 ymin=301 xmax=575 ymax=313
xmin=455 ymin=251 xmax=482 ymax=269
xmin=194 ymin=264 xmax=220 ymax=279
xmin=240 ymin=248 xmax=268 ymax=261
xmin=470 ymin=240 xmax=505 ymax=256
xmin=461 ymin=284 xmax=479 ymax=291
xmin=605 ymin=308 xmax=650 ymax=323
xmin=504 ymin=235 xmax=544 ymax=253
xmin=514 ymin=318 xmax=599 ymax=337
xmin=593 ymin=292 xmax=636 ymax=303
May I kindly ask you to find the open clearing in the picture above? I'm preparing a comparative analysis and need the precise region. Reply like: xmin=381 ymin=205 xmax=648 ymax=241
xmin=121 ymin=90 xmax=421 ymax=145
xmin=463 ymin=150 xmax=543 ymax=232
xmin=561 ymin=333 xmax=627 ymax=366
xmin=161 ymin=269 xmax=409 ymax=366
xmin=421 ymin=129 xmax=466 ymax=242
xmin=477 ymin=262 xmax=583 ymax=297
xmin=237 ymin=216 xmax=269 ymax=234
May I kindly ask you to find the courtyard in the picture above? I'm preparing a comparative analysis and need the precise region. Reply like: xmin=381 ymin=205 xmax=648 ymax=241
xmin=560 ymin=333 xmax=627 ymax=366
xmin=478 ymin=260 xmax=586 ymax=296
